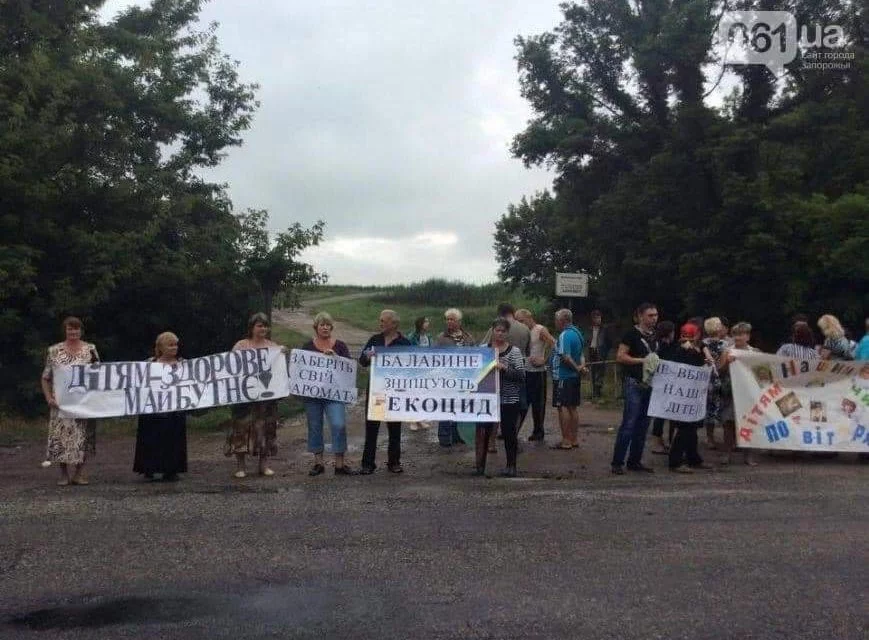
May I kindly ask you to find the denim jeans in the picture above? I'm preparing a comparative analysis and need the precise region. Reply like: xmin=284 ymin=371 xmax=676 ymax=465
xmin=304 ymin=399 xmax=347 ymax=454
xmin=438 ymin=421 xmax=463 ymax=446
xmin=611 ymin=377 xmax=652 ymax=467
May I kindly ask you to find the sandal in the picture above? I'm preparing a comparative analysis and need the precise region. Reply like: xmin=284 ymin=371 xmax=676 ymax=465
xmin=549 ymin=443 xmax=573 ymax=450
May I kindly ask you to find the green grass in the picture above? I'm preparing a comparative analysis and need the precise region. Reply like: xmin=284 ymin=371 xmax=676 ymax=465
xmin=311 ymin=298 xmax=551 ymax=339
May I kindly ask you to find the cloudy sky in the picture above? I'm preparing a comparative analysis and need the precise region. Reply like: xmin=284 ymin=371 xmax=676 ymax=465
xmin=102 ymin=0 xmax=561 ymax=285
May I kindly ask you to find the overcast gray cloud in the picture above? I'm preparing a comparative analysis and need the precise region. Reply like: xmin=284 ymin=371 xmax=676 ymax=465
xmin=101 ymin=0 xmax=559 ymax=284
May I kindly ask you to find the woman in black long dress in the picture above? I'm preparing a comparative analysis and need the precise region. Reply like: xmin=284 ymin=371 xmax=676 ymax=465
xmin=133 ymin=332 xmax=188 ymax=481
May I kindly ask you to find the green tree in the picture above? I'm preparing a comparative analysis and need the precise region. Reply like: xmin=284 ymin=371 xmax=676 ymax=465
xmin=237 ymin=209 xmax=326 ymax=324
xmin=498 ymin=0 xmax=868 ymax=343
xmin=0 ymin=0 xmax=262 ymax=411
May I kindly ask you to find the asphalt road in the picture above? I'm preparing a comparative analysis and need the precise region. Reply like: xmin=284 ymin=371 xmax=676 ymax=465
xmin=1 ymin=407 xmax=866 ymax=640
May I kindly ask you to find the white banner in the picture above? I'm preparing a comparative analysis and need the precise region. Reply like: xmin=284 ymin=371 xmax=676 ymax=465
xmin=647 ymin=360 xmax=712 ymax=421
xmin=287 ymin=349 xmax=357 ymax=404
xmin=731 ymin=352 xmax=869 ymax=452
xmin=53 ymin=348 xmax=289 ymax=418
xmin=367 ymin=347 xmax=500 ymax=422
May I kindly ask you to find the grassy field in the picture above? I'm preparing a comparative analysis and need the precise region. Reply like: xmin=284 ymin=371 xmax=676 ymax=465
xmin=0 ymin=326 xmax=312 ymax=446
xmin=310 ymin=298 xmax=550 ymax=338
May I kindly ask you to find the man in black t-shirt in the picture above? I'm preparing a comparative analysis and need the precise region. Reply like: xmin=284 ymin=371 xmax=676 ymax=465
xmin=611 ymin=303 xmax=659 ymax=474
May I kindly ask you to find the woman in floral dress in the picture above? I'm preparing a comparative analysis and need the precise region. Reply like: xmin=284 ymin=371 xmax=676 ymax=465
xmin=224 ymin=313 xmax=281 ymax=478
xmin=40 ymin=317 xmax=100 ymax=486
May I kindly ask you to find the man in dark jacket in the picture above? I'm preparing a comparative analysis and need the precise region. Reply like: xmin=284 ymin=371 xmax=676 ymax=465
xmin=586 ymin=309 xmax=612 ymax=401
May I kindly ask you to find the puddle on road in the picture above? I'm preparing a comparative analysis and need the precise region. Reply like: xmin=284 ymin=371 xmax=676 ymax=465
xmin=8 ymin=596 xmax=216 ymax=631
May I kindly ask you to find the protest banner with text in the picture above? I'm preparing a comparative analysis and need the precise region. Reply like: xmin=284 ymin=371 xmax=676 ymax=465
xmin=287 ymin=349 xmax=358 ymax=404
xmin=53 ymin=348 xmax=289 ymax=418
xmin=731 ymin=352 xmax=869 ymax=452
xmin=647 ymin=360 xmax=712 ymax=421
xmin=367 ymin=347 xmax=500 ymax=422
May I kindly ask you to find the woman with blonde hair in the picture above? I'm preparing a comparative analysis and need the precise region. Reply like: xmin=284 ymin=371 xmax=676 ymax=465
xmin=133 ymin=332 xmax=188 ymax=481
xmin=41 ymin=317 xmax=100 ymax=486
xmin=817 ymin=314 xmax=853 ymax=360
xmin=225 ymin=313 xmax=281 ymax=478
xmin=302 ymin=312 xmax=357 ymax=476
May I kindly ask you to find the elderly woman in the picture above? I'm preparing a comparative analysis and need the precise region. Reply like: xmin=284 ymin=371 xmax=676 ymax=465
xmin=133 ymin=332 xmax=188 ymax=481
xmin=474 ymin=318 xmax=526 ymax=477
xmin=434 ymin=308 xmax=475 ymax=447
xmin=359 ymin=309 xmax=411 ymax=474
xmin=225 ymin=313 xmax=281 ymax=478
xmin=41 ymin=317 xmax=100 ymax=486
xmin=302 ymin=312 xmax=356 ymax=476
xmin=817 ymin=314 xmax=853 ymax=360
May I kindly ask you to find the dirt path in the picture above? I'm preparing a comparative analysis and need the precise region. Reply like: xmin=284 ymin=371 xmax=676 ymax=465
xmin=272 ymin=292 xmax=378 ymax=356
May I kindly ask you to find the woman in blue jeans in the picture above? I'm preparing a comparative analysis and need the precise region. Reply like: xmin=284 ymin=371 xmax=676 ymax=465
xmin=302 ymin=312 xmax=357 ymax=476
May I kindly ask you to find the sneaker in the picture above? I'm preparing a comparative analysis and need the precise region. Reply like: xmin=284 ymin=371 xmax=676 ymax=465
xmin=358 ymin=466 xmax=375 ymax=475
xmin=499 ymin=466 xmax=517 ymax=478
xmin=387 ymin=463 xmax=404 ymax=474
xmin=670 ymin=465 xmax=694 ymax=474
xmin=308 ymin=463 xmax=325 ymax=477
xmin=611 ymin=465 xmax=625 ymax=475
xmin=626 ymin=463 xmax=655 ymax=473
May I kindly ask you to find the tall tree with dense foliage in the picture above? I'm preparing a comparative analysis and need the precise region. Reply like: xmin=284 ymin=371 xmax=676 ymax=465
xmin=496 ymin=0 xmax=868 ymax=343
xmin=0 ymin=1 xmax=319 ymax=411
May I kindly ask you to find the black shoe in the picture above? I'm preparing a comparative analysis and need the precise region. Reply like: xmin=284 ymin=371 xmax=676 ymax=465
xmin=162 ymin=473 xmax=180 ymax=482
xmin=528 ymin=433 xmax=544 ymax=442
xmin=358 ymin=466 xmax=375 ymax=475
xmin=496 ymin=434 xmax=505 ymax=440
xmin=499 ymin=466 xmax=517 ymax=478
xmin=334 ymin=465 xmax=358 ymax=476
xmin=144 ymin=472 xmax=155 ymax=481
xmin=470 ymin=467 xmax=486 ymax=477
xmin=308 ymin=464 xmax=325 ymax=477
xmin=453 ymin=438 xmax=466 ymax=445
xmin=611 ymin=465 xmax=625 ymax=475
xmin=387 ymin=463 xmax=404 ymax=474
xmin=626 ymin=463 xmax=655 ymax=473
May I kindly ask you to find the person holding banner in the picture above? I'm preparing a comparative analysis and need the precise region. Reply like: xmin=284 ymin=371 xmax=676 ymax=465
xmin=407 ymin=316 xmax=433 ymax=431
xmin=474 ymin=318 xmax=526 ymax=477
xmin=41 ymin=317 xmax=100 ymax=486
xmin=611 ymin=303 xmax=659 ymax=474
xmin=433 ymin=308 xmax=475 ymax=448
xmin=668 ymin=324 xmax=713 ymax=473
xmin=133 ymin=332 xmax=188 ymax=482
xmin=359 ymin=310 xmax=411 ymax=474
xmin=719 ymin=322 xmax=759 ymax=466
xmin=650 ymin=321 xmax=677 ymax=454
xmin=225 ymin=313 xmax=280 ymax=479
xmin=302 ymin=312 xmax=356 ymax=476
xmin=818 ymin=314 xmax=854 ymax=360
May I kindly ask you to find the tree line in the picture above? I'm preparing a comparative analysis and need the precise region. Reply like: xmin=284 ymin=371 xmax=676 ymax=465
xmin=0 ymin=1 xmax=321 ymax=413
xmin=495 ymin=1 xmax=868 ymax=346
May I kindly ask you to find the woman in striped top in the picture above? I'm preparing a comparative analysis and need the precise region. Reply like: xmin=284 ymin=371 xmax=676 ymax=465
xmin=474 ymin=318 xmax=526 ymax=477
xmin=776 ymin=321 xmax=819 ymax=361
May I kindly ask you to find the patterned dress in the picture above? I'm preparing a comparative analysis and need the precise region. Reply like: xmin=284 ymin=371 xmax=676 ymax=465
xmin=42 ymin=342 xmax=100 ymax=464
xmin=703 ymin=338 xmax=726 ymax=428
xmin=224 ymin=339 xmax=279 ymax=458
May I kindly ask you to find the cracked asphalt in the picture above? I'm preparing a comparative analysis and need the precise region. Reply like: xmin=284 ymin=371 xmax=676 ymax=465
xmin=1 ymin=405 xmax=866 ymax=639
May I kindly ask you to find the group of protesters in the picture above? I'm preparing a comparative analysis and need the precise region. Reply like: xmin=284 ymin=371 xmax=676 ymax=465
xmin=40 ymin=304 xmax=868 ymax=485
